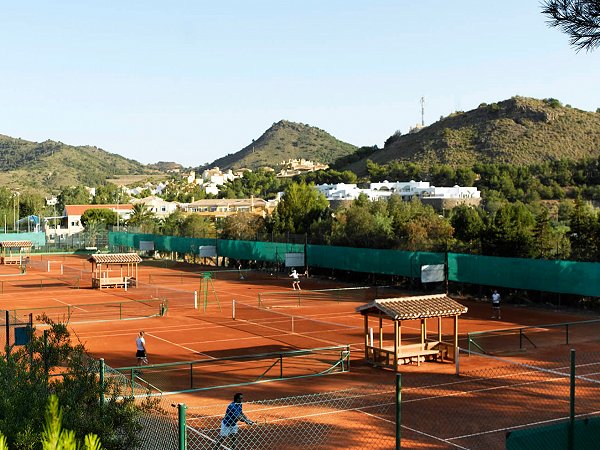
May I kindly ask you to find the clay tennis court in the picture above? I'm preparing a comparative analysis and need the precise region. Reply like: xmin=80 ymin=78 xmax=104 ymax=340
xmin=2 ymin=254 xmax=599 ymax=449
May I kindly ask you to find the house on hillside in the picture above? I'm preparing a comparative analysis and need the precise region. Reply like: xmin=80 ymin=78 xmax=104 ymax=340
xmin=182 ymin=197 xmax=276 ymax=218
xmin=131 ymin=196 xmax=181 ymax=218
xmin=45 ymin=204 xmax=134 ymax=241
xmin=315 ymin=181 xmax=481 ymax=211
xmin=277 ymin=159 xmax=328 ymax=178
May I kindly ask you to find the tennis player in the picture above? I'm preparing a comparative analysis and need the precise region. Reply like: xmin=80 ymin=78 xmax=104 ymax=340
xmin=214 ymin=393 xmax=254 ymax=449
xmin=136 ymin=331 xmax=148 ymax=366
xmin=290 ymin=269 xmax=301 ymax=290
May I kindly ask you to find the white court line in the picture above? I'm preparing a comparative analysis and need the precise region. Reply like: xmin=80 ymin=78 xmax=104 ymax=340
xmin=51 ymin=297 xmax=88 ymax=312
xmin=145 ymin=332 xmax=216 ymax=360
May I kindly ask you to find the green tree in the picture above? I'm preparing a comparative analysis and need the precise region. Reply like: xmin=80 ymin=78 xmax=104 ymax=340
xmin=273 ymin=182 xmax=329 ymax=234
xmin=482 ymin=202 xmax=535 ymax=257
xmin=542 ymin=0 xmax=600 ymax=51
xmin=531 ymin=208 xmax=556 ymax=258
xmin=0 ymin=396 xmax=103 ymax=450
xmin=568 ymin=196 xmax=598 ymax=260
xmin=0 ymin=320 xmax=146 ymax=449
xmin=159 ymin=210 xmax=185 ymax=236
xmin=331 ymin=197 xmax=394 ymax=248
xmin=450 ymin=205 xmax=484 ymax=245
xmin=219 ymin=212 xmax=267 ymax=240
xmin=180 ymin=214 xmax=215 ymax=238
xmin=127 ymin=204 xmax=156 ymax=233
xmin=80 ymin=209 xmax=118 ymax=228
xmin=58 ymin=186 xmax=91 ymax=210
xmin=93 ymin=184 xmax=128 ymax=205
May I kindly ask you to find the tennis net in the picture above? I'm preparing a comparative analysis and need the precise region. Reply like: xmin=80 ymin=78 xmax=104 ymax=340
xmin=9 ymin=298 xmax=167 ymax=325
xmin=232 ymin=300 xmax=362 ymax=346
xmin=257 ymin=285 xmax=404 ymax=307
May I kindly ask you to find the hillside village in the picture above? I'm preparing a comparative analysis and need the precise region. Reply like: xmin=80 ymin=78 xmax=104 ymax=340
xmin=42 ymin=159 xmax=481 ymax=242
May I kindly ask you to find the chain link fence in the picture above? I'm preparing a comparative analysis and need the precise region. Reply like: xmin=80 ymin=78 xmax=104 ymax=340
xmin=184 ymin=382 xmax=398 ymax=450
xmin=101 ymin=359 xmax=180 ymax=450
xmin=398 ymin=349 xmax=600 ymax=449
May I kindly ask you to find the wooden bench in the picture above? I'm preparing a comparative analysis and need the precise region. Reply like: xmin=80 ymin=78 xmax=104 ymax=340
xmin=398 ymin=341 xmax=441 ymax=366
xmin=92 ymin=276 xmax=130 ymax=289
xmin=368 ymin=341 xmax=443 ymax=368
xmin=2 ymin=256 xmax=23 ymax=265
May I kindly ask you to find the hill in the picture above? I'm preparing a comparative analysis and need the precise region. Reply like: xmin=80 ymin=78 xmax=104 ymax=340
xmin=207 ymin=120 xmax=358 ymax=171
xmin=341 ymin=96 xmax=600 ymax=174
xmin=0 ymin=135 xmax=158 ymax=193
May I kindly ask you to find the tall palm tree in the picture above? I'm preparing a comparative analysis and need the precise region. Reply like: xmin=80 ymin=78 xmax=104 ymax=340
xmin=127 ymin=203 xmax=156 ymax=233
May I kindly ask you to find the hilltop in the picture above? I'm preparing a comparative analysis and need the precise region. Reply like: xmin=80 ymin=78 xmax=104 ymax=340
xmin=341 ymin=96 xmax=600 ymax=174
xmin=0 ymin=135 xmax=159 ymax=193
xmin=207 ymin=120 xmax=358 ymax=171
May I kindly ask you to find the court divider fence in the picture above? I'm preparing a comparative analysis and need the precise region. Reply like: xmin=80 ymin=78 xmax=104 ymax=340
xmin=114 ymin=346 xmax=351 ymax=395
xmin=401 ymin=348 xmax=600 ymax=449
xmin=181 ymin=375 xmax=401 ymax=450
xmin=109 ymin=232 xmax=600 ymax=298
xmin=467 ymin=319 xmax=600 ymax=355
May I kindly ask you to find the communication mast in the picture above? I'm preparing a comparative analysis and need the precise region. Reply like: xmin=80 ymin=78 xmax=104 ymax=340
xmin=420 ymin=97 xmax=425 ymax=126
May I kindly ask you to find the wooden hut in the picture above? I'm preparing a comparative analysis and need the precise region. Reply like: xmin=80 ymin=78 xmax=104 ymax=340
xmin=0 ymin=240 xmax=33 ymax=265
xmin=356 ymin=294 xmax=468 ymax=370
xmin=88 ymin=253 xmax=141 ymax=289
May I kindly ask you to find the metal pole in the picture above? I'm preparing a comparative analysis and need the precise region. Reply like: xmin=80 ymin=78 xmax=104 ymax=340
xmin=568 ymin=349 xmax=575 ymax=450
xmin=178 ymin=403 xmax=187 ymax=450
xmin=99 ymin=358 xmax=105 ymax=406
xmin=395 ymin=373 xmax=401 ymax=450
xmin=5 ymin=310 xmax=9 ymax=355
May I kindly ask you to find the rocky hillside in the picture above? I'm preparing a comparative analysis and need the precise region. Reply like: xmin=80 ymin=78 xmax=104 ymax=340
xmin=0 ymin=135 xmax=158 ymax=193
xmin=342 ymin=96 xmax=600 ymax=174
xmin=207 ymin=120 xmax=358 ymax=171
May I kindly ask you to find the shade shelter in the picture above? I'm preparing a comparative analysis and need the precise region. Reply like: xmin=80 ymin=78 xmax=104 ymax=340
xmin=356 ymin=294 xmax=468 ymax=370
xmin=88 ymin=253 xmax=142 ymax=289
xmin=0 ymin=240 xmax=33 ymax=265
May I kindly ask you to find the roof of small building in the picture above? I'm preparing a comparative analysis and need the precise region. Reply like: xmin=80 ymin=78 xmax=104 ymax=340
xmin=356 ymin=294 xmax=468 ymax=320
xmin=187 ymin=198 xmax=267 ymax=207
xmin=88 ymin=253 xmax=142 ymax=264
xmin=65 ymin=204 xmax=134 ymax=216
xmin=0 ymin=240 xmax=33 ymax=248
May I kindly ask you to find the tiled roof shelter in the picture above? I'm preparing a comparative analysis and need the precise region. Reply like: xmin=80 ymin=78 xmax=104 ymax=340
xmin=0 ymin=240 xmax=33 ymax=265
xmin=88 ymin=253 xmax=142 ymax=289
xmin=356 ymin=294 xmax=468 ymax=370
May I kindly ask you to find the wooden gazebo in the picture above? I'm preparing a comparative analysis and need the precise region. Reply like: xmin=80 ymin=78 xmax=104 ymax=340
xmin=88 ymin=253 xmax=142 ymax=289
xmin=356 ymin=294 xmax=468 ymax=370
xmin=0 ymin=240 xmax=33 ymax=265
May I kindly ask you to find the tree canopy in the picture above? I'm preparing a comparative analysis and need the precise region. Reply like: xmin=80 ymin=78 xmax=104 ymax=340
xmin=542 ymin=0 xmax=600 ymax=51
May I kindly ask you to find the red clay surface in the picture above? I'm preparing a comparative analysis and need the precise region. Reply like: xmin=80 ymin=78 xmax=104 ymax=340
xmin=2 ymin=254 xmax=599 ymax=449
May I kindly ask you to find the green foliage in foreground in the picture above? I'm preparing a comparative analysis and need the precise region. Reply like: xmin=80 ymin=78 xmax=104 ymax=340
xmin=0 ymin=395 xmax=103 ymax=450
xmin=0 ymin=320 xmax=149 ymax=449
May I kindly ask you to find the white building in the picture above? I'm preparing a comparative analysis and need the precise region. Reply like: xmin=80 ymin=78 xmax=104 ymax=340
xmin=315 ymin=180 xmax=481 ymax=209
xmin=130 ymin=196 xmax=181 ymax=218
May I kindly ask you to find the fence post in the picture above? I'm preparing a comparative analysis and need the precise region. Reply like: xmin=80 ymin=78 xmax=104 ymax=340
xmin=568 ymin=349 xmax=575 ymax=450
xmin=232 ymin=299 xmax=236 ymax=320
xmin=99 ymin=358 xmax=105 ymax=406
xmin=4 ymin=310 xmax=9 ymax=355
xmin=178 ymin=403 xmax=187 ymax=450
xmin=280 ymin=354 xmax=283 ymax=379
xmin=395 ymin=373 xmax=401 ymax=450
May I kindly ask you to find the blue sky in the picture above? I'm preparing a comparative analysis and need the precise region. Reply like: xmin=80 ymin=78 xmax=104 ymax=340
xmin=1 ymin=1 xmax=599 ymax=167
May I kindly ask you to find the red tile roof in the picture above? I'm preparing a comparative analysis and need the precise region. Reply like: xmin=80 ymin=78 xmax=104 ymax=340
xmin=88 ymin=253 xmax=142 ymax=264
xmin=65 ymin=204 xmax=134 ymax=216
xmin=356 ymin=294 xmax=468 ymax=320
xmin=0 ymin=240 xmax=33 ymax=248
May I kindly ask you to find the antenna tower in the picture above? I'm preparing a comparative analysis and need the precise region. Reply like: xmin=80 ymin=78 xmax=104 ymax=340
xmin=420 ymin=97 xmax=425 ymax=126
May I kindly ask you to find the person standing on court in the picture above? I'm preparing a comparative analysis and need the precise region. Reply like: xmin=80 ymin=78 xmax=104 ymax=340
xmin=214 ymin=393 xmax=254 ymax=449
xmin=491 ymin=290 xmax=501 ymax=319
xmin=290 ymin=268 xmax=301 ymax=290
xmin=136 ymin=331 xmax=148 ymax=366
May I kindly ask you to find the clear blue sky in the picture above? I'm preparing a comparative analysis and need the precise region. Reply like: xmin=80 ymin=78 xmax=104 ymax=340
xmin=1 ymin=1 xmax=599 ymax=167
